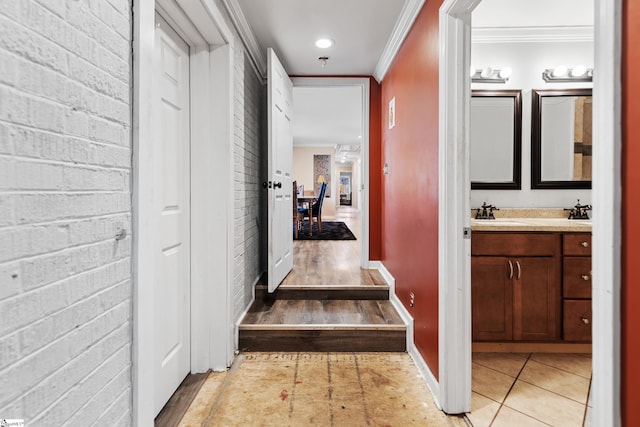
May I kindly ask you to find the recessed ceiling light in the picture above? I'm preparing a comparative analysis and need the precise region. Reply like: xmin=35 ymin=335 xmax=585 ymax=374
xmin=315 ymin=38 xmax=333 ymax=49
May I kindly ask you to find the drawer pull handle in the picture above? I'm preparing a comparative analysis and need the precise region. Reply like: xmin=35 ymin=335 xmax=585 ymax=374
xmin=582 ymin=274 xmax=590 ymax=281
xmin=508 ymin=260 xmax=513 ymax=279
xmin=515 ymin=260 xmax=521 ymax=280
xmin=581 ymin=241 xmax=589 ymax=247
xmin=581 ymin=317 xmax=590 ymax=325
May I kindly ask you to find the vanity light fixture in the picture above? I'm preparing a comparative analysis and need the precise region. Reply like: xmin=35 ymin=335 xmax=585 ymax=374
xmin=471 ymin=66 xmax=512 ymax=83
xmin=543 ymin=65 xmax=593 ymax=82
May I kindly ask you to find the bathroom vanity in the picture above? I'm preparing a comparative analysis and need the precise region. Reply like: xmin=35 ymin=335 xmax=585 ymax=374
xmin=471 ymin=215 xmax=592 ymax=344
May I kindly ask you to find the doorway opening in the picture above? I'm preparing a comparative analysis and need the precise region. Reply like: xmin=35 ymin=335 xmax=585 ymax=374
xmin=438 ymin=0 xmax=621 ymax=425
xmin=287 ymin=77 xmax=372 ymax=285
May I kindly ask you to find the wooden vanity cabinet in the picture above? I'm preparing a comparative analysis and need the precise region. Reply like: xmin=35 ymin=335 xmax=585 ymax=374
xmin=562 ymin=233 xmax=592 ymax=341
xmin=472 ymin=232 xmax=562 ymax=342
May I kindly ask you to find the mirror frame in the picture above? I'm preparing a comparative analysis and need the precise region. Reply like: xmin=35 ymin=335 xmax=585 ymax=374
xmin=470 ymin=89 xmax=522 ymax=190
xmin=531 ymin=88 xmax=593 ymax=189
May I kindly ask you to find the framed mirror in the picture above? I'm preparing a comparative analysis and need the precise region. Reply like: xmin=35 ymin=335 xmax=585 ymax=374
xmin=470 ymin=90 xmax=522 ymax=189
xmin=531 ymin=88 xmax=592 ymax=189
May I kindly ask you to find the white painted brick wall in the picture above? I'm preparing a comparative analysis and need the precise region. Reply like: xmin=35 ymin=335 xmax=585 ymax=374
xmin=231 ymin=45 xmax=265 ymax=323
xmin=0 ymin=0 xmax=132 ymax=425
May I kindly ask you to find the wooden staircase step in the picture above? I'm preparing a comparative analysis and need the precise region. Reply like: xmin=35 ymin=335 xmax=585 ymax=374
xmin=239 ymin=327 xmax=406 ymax=352
xmin=255 ymin=283 xmax=389 ymax=300
xmin=239 ymin=299 xmax=406 ymax=352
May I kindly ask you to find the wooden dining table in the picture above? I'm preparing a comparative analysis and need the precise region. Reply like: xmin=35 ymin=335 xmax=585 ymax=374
xmin=297 ymin=195 xmax=317 ymax=236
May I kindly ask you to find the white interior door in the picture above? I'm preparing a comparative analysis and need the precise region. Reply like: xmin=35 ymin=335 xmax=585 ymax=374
xmin=267 ymin=48 xmax=294 ymax=292
xmin=154 ymin=13 xmax=191 ymax=415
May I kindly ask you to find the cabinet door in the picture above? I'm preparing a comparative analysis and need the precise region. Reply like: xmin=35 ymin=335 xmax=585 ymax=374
xmin=513 ymin=257 xmax=561 ymax=341
xmin=472 ymin=256 xmax=513 ymax=341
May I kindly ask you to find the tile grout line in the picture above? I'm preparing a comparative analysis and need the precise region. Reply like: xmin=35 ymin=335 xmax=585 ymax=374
xmin=354 ymin=353 xmax=372 ymax=426
xmin=515 ymin=377 xmax=591 ymax=406
xmin=582 ymin=376 xmax=593 ymax=426
xmin=496 ymin=353 xmax=589 ymax=426
xmin=527 ymin=356 xmax=593 ymax=380
xmin=488 ymin=352 xmax=533 ymax=426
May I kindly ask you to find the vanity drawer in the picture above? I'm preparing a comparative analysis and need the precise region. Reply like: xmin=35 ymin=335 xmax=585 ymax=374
xmin=472 ymin=232 xmax=560 ymax=256
xmin=563 ymin=257 xmax=592 ymax=298
xmin=563 ymin=300 xmax=592 ymax=342
xmin=563 ymin=233 xmax=592 ymax=256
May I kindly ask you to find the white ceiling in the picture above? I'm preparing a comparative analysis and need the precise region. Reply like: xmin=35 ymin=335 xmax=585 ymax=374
xmin=228 ymin=0 xmax=594 ymax=154
xmin=292 ymin=86 xmax=363 ymax=148
xmin=235 ymin=0 xmax=406 ymax=76
xmin=473 ymin=0 xmax=594 ymax=28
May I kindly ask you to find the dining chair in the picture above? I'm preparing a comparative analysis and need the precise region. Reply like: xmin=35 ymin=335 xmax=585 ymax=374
xmin=299 ymin=181 xmax=327 ymax=233
xmin=292 ymin=181 xmax=304 ymax=239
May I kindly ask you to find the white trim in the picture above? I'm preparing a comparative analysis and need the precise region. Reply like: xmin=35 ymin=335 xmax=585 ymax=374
xmin=591 ymin=0 xmax=622 ymax=425
xmin=234 ymin=275 xmax=258 ymax=352
xmin=373 ymin=0 xmax=426 ymax=82
xmin=291 ymin=77 xmax=371 ymax=267
xmin=472 ymin=26 xmax=594 ymax=44
xmin=132 ymin=1 xmax=156 ymax=425
xmin=133 ymin=1 xmax=235 ymax=424
xmin=376 ymin=262 xmax=442 ymax=409
xmin=437 ymin=0 xmax=479 ymax=414
xmin=221 ymin=0 xmax=266 ymax=80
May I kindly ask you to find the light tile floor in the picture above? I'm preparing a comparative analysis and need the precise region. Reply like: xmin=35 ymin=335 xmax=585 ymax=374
xmin=467 ymin=352 xmax=592 ymax=427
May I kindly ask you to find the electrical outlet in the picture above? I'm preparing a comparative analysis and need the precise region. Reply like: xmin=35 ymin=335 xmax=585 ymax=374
xmin=409 ymin=292 xmax=415 ymax=308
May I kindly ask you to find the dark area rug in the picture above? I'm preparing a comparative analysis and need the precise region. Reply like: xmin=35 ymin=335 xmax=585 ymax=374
xmin=296 ymin=221 xmax=356 ymax=241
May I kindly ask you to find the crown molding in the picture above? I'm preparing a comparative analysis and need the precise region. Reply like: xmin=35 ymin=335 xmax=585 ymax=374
xmin=221 ymin=0 xmax=267 ymax=80
xmin=472 ymin=26 xmax=594 ymax=44
xmin=373 ymin=0 xmax=426 ymax=83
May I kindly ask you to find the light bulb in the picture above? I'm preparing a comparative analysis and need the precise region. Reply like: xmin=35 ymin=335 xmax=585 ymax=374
xmin=315 ymin=38 xmax=333 ymax=49
xmin=470 ymin=66 xmax=476 ymax=77
xmin=498 ymin=67 xmax=512 ymax=79
xmin=571 ymin=65 xmax=587 ymax=77
xmin=552 ymin=65 xmax=568 ymax=77
xmin=480 ymin=67 xmax=493 ymax=78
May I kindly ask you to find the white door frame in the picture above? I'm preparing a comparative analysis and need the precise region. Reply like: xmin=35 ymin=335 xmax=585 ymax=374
xmin=438 ymin=0 xmax=622 ymax=424
xmin=290 ymin=77 xmax=371 ymax=268
xmin=132 ymin=0 xmax=235 ymax=424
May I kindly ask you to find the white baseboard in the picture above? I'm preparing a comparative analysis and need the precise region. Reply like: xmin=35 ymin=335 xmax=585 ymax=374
xmin=376 ymin=261 xmax=442 ymax=409
xmin=233 ymin=274 xmax=260 ymax=352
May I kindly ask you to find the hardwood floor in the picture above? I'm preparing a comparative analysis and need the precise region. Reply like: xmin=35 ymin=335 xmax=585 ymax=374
xmin=282 ymin=206 xmax=369 ymax=288
xmin=241 ymin=207 xmax=407 ymax=352
xmin=155 ymin=372 xmax=209 ymax=427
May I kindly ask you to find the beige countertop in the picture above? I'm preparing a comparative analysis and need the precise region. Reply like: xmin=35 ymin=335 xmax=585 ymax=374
xmin=471 ymin=217 xmax=592 ymax=232
xmin=469 ymin=208 xmax=592 ymax=232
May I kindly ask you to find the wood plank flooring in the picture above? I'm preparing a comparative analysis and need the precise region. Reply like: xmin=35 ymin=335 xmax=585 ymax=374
xmin=240 ymin=207 xmax=406 ymax=352
xmin=155 ymin=372 xmax=209 ymax=427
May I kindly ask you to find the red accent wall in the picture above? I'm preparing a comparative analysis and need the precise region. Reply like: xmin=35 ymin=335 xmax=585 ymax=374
xmin=369 ymin=78 xmax=382 ymax=260
xmin=622 ymin=0 xmax=639 ymax=423
xmin=380 ymin=1 xmax=442 ymax=377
